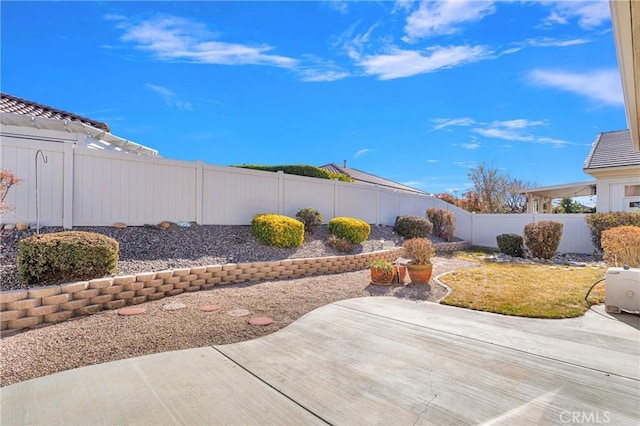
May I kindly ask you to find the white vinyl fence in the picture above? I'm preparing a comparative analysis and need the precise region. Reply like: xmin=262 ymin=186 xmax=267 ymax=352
xmin=1 ymin=126 xmax=596 ymax=253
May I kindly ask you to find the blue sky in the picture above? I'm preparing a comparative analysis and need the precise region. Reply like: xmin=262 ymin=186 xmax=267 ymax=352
xmin=1 ymin=0 xmax=628 ymax=196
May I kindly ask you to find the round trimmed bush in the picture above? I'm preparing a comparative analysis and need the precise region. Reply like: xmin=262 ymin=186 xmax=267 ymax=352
xmin=18 ymin=231 xmax=119 ymax=286
xmin=394 ymin=215 xmax=433 ymax=239
xmin=328 ymin=217 xmax=370 ymax=244
xmin=523 ymin=221 xmax=564 ymax=260
xmin=295 ymin=207 xmax=323 ymax=233
xmin=251 ymin=213 xmax=304 ymax=248
xmin=496 ymin=233 xmax=525 ymax=258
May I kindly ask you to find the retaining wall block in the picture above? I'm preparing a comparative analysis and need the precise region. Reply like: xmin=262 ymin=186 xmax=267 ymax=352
xmin=73 ymin=289 xmax=100 ymax=300
xmin=0 ymin=290 xmax=28 ymax=304
xmin=76 ymin=304 xmax=103 ymax=315
xmin=114 ymin=291 xmax=136 ymax=300
xmin=113 ymin=275 xmax=136 ymax=285
xmin=130 ymin=296 xmax=148 ymax=305
xmin=44 ymin=310 xmax=73 ymax=323
xmin=155 ymin=270 xmax=174 ymax=280
xmin=185 ymin=286 xmax=200 ymax=292
xmin=172 ymin=268 xmax=191 ymax=277
xmin=42 ymin=293 xmax=72 ymax=305
xmin=206 ymin=265 xmax=222 ymax=273
xmin=167 ymin=289 xmax=184 ymax=296
xmin=146 ymin=292 xmax=165 ymax=301
xmin=90 ymin=294 xmax=114 ymax=305
xmin=189 ymin=266 xmax=207 ymax=275
xmin=26 ymin=304 xmax=59 ymax=317
xmin=8 ymin=316 xmax=42 ymax=330
xmin=89 ymin=278 xmax=114 ymax=289
xmin=173 ymin=281 xmax=190 ymax=290
xmin=7 ymin=298 xmax=41 ymax=310
xmin=28 ymin=285 xmax=61 ymax=299
xmin=0 ymin=310 xmax=24 ymax=322
xmin=163 ymin=277 xmax=181 ymax=285
xmin=135 ymin=272 xmax=156 ymax=282
xmin=60 ymin=281 xmax=89 ymax=294
xmin=105 ymin=299 xmax=126 ymax=310
xmin=136 ymin=287 xmax=157 ymax=297
xmin=123 ymin=281 xmax=144 ymax=291
xmin=61 ymin=299 xmax=89 ymax=311
xmin=156 ymin=284 xmax=175 ymax=293
xmin=100 ymin=285 xmax=124 ymax=295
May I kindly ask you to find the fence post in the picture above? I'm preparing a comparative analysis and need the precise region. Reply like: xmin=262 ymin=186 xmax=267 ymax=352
xmin=277 ymin=171 xmax=284 ymax=215
xmin=195 ymin=160 xmax=203 ymax=225
xmin=333 ymin=179 xmax=339 ymax=218
xmin=376 ymin=185 xmax=380 ymax=225
xmin=62 ymin=140 xmax=74 ymax=229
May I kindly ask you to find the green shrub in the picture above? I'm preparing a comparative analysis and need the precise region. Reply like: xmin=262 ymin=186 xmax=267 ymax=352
xmin=585 ymin=212 xmax=640 ymax=251
xmin=426 ymin=208 xmax=456 ymax=241
xmin=326 ymin=235 xmax=354 ymax=253
xmin=601 ymin=226 xmax=640 ymax=268
xmin=496 ymin=233 xmax=525 ymax=258
xmin=523 ymin=221 xmax=564 ymax=260
xmin=233 ymin=164 xmax=352 ymax=182
xmin=394 ymin=215 xmax=433 ymax=239
xmin=328 ymin=217 xmax=370 ymax=244
xmin=250 ymin=214 xmax=304 ymax=248
xmin=295 ymin=207 xmax=323 ymax=233
xmin=17 ymin=231 xmax=119 ymax=286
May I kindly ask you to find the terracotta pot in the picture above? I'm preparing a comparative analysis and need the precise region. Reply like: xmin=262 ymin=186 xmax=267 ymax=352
xmin=407 ymin=264 xmax=433 ymax=285
xmin=370 ymin=268 xmax=394 ymax=285
xmin=393 ymin=266 xmax=407 ymax=284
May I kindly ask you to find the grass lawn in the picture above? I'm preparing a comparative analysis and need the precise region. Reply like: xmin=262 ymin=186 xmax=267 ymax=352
xmin=439 ymin=251 xmax=606 ymax=318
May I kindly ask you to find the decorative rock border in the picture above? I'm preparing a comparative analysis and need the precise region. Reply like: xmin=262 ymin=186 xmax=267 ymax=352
xmin=0 ymin=241 xmax=469 ymax=336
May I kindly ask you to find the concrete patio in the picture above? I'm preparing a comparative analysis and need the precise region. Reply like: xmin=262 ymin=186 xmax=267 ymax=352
xmin=1 ymin=297 xmax=638 ymax=425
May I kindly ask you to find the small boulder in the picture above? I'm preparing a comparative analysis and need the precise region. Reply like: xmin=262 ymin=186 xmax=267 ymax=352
xmin=3 ymin=224 xmax=15 ymax=231
xmin=159 ymin=221 xmax=171 ymax=229
xmin=16 ymin=223 xmax=29 ymax=231
xmin=113 ymin=222 xmax=127 ymax=229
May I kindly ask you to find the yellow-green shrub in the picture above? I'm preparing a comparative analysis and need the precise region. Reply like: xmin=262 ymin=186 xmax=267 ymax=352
xmin=601 ymin=226 xmax=640 ymax=267
xmin=18 ymin=231 xmax=119 ymax=286
xmin=251 ymin=214 xmax=304 ymax=248
xmin=328 ymin=217 xmax=370 ymax=244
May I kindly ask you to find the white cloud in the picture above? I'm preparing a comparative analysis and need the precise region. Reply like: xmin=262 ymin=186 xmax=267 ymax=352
xmin=453 ymin=161 xmax=476 ymax=169
xmin=426 ymin=159 xmax=439 ymax=163
xmin=354 ymin=148 xmax=372 ymax=158
xmin=327 ymin=0 xmax=349 ymax=14
xmin=114 ymin=15 xmax=297 ymax=68
xmin=525 ymin=37 xmax=591 ymax=48
xmin=145 ymin=83 xmax=192 ymax=110
xmin=537 ymin=0 xmax=610 ymax=29
xmin=403 ymin=0 xmax=496 ymax=41
xmin=527 ymin=69 xmax=624 ymax=106
xmin=461 ymin=143 xmax=481 ymax=150
xmin=359 ymin=45 xmax=487 ymax=80
xmin=431 ymin=117 xmax=476 ymax=131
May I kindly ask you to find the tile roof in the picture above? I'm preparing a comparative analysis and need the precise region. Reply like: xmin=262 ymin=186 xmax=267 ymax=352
xmin=0 ymin=92 xmax=110 ymax=132
xmin=583 ymin=129 xmax=640 ymax=170
xmin=320 ymin=163 xmax=426 ymax=194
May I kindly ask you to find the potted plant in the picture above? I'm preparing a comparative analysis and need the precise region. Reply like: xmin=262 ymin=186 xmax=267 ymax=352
xmin=403 ymin=238 xmax=435 ymax=285
xmin=370 ymin=259 xmax=394 ymax=285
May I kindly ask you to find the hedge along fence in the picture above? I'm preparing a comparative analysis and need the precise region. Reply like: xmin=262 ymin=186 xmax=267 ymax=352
xmin=0 ymin=248 xmax=402 ymax=335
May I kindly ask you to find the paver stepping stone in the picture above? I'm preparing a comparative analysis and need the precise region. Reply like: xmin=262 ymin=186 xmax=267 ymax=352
xmin=118 ymin=307 xmax=146 ymax=316
xmin=227 ymin=309 xmax=251 ymax=317
xmin=163 ymin=302 xmax=187 ymax=311
xmin=248 ymin=317 xmax=273 ymax=326
xmin=200 ymin=304 xmax=222 ymax=312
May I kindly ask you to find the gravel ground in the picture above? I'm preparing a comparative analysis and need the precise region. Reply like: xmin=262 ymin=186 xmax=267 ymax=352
xmin=0 ymin=256 xmax=475 ymax=387
xmin=1 ymin=224 xmax=419 ymax=290
xmin=0 ymin=224 xmax=477 ymax=387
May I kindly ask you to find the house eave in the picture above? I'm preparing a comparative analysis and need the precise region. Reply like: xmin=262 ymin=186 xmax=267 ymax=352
xmin=610 ymin=0 xmax=640 ymax=152
xmin=584 ymin=164 xmax=640 ymax=179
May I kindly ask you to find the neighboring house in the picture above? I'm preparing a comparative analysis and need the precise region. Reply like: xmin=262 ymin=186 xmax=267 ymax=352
xmin=0 ymin=92 xmax=158 ymax=156
xmin=583 ymin=129 xmax=640 ymax=213
xmin=522 ymin=129 xmax=640 ymax=213
xmin=320 ymin=161 xmax=426 ymax=195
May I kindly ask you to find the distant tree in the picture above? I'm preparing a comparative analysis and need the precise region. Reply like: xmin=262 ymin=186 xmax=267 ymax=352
xmin=505 ymin=178 xmax=537 ymax=213
xmin=0 ymin=169 xmax=21 ymax=214
xmin=435 ymin=192 xmax=457 ymax=206
xmin=458 ymin=190 xmax=483 ymax=213
xmin=467 ymin=162 xmax=509 ymax=213
xmin=558 ymin=197 xmax=584 ymax=214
